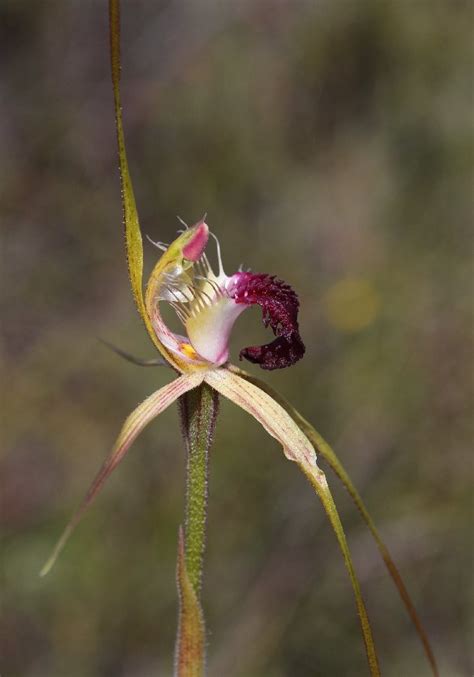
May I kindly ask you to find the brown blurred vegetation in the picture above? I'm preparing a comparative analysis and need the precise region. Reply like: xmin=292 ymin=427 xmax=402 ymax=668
xmin=1 ymin=1 xmax=472 ymax=675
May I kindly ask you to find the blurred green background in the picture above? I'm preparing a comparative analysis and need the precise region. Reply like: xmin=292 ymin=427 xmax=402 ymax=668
xmin=1 ymin=1 xmax=472 ymax=675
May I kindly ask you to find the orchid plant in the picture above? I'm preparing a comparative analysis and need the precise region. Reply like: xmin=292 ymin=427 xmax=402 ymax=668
xmin=41 ymin=3 xmax=439 ymax=676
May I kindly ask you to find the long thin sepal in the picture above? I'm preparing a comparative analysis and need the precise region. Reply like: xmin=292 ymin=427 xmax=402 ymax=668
xmin=230 ymin=365 xmax=438 ymax=677
xmin=174 ymin=527 xmax=206 ymax=677
xmin=40 ymin=373 xmax=204 ymax=577
xmin=300 ymin=463 xmax=380 ymax=677
xmin=204 ymin=369 xmax=317 ymax=468
xmin=204 ymin=368 xmax=379 ymax=675
xmin=295 ymin=422 xmax=439 ymax=677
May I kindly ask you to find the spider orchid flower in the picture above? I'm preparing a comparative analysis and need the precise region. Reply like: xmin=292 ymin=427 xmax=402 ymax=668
xmin=41 ymin=5 xmax=439 ymax=677
xmin=143 ymin=218 xmax=305 ymax=373
xmin=39 ymin=221 xmax=321 ymax=575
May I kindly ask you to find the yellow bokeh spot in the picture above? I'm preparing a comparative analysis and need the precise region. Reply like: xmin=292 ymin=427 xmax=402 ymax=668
xmin=323 ymin=277 xmax=380 ymax=333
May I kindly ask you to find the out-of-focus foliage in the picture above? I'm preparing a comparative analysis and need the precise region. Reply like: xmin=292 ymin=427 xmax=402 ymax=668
xmin=1 ymin=1 xmax=472 ymax=675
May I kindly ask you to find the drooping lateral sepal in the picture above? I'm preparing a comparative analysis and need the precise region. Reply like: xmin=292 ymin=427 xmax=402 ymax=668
xmin=230 ymin=364 xmax=439 ymax=677
xmin=231 ymin=273 xmax=305 ymax=370
xmin=203 ymin=369 xmax=317 ymax=471
xmin=300 ymin=464 xmax=381 ymax=677
xmin=40 ymin=373 xmax=204 ymax=577
xmin=203 ymin=367 xmax=380 ymax=676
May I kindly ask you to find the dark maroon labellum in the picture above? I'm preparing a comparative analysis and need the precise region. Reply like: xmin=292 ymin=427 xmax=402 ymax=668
xmin=231 ymin=273 xmax=305 ymax=370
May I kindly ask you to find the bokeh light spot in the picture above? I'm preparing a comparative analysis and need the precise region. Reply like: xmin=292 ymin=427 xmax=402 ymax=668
xmin=323 ymin=277 xmax=380 ymax=333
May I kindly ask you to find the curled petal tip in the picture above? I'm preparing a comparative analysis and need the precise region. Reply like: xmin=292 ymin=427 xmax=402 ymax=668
xmin=233 ymin=273 xmax=306 ymax=370
xmin=239 ymin=334 xmax=305 ymax=370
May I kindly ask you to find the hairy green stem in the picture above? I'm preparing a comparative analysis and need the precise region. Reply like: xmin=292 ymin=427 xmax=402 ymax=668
xmin=174 ymin=383 xmax=219 ymax=676
xmin=179 ymin=383 xmax=219 ymax=592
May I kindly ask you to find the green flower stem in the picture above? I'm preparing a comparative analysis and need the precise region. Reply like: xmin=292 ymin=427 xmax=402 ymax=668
xmin=174 ymin=383 xmax=219 ymax=676
xmin=179 ymin=383 xmax=219 ymax=593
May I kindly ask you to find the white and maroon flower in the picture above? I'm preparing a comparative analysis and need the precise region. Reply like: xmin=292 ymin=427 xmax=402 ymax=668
xmin=145 ymin=219 xmax=305 ymax=372
xmin=41 ymin=219 xmax=316 ymax=577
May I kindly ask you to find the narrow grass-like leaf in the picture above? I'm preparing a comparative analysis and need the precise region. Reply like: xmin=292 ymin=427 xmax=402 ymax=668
xmin=231 ymin=365 xmax=438 ymax=677
xmin=204 ymin=368 xmax=380 ymax=676
xmin=175 ymin=527 xmax=206 ymax=677
xmin=41 ymin=373 xmax=204 ymax=577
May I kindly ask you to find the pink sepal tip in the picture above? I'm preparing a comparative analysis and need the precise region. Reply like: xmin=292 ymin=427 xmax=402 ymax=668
xmin=182 ymin=221 xmax=209 ymax=262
